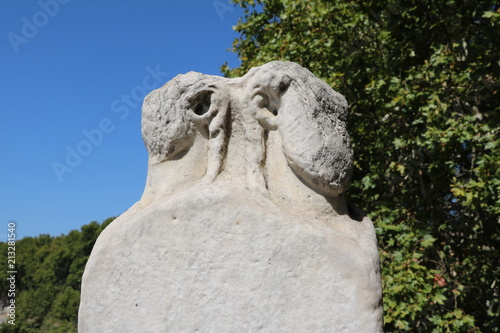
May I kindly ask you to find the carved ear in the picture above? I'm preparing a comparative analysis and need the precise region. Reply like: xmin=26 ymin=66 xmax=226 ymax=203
xmin=141 ymin=72 xmax=222 ymax=164
xmin=245 ymin=62 xmax=353 ymax=196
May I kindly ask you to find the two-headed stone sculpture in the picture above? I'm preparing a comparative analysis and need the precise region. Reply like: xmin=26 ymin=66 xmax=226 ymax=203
xmin=79 ymin=61 xmax=383 ymax=333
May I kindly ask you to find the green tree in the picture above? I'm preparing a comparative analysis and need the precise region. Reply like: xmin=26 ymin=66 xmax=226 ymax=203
xmin=0 ymin=218 xmax=114 ymax=333
xmin=222 ymin=0 xmax=499 ymax=331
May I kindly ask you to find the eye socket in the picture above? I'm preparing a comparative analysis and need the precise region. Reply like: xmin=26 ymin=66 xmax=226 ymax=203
xmin=187 ymin=90 xmax=213 ymax=116
xmin=278 ymin=80 xmax=289 ymax=94
xmin=194 ymin=91 xmax=212 ymax=115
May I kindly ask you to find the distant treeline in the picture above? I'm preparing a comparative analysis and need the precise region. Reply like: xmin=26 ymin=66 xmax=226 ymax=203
xmin=0 ymin=218 xmax=114 ymax=333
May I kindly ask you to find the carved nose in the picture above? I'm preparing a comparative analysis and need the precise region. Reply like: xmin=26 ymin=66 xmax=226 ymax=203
xmin=188 ymin=86 xmax=231 ymax=184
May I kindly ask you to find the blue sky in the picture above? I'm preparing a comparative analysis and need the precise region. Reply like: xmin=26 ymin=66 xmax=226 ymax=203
xmin=0 ymin=0 xmax=244 ymax=239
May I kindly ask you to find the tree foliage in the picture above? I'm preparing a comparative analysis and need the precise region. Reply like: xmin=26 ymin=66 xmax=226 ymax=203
xmin=222 ymin=0 xmax=499 ymax=331
xmin=0 ymin=218 xmax=114 ymax=333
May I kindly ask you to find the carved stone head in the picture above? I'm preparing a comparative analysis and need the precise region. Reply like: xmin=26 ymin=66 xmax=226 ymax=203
xmin=241 ymin=62 xmax=352 ymax=196
xmin=141 ymin=61 xmax=353 ymax=200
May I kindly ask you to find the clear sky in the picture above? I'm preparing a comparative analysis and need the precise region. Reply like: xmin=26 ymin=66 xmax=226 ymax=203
xmin=0 ymin=0 xmax=244 ymax=239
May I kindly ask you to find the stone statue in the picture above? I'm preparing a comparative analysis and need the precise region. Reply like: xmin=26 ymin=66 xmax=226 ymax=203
xmin=79 ymin=61 xmax=383 ymax=332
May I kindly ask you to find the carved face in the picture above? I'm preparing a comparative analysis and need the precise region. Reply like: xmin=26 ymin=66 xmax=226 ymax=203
xmin=241 ymin=62 xmax=353 ymax=196
xmin=141 ymin=72 xmax=227 ymax=164
xmin=141 ymin=62 xmax=353 ymax=196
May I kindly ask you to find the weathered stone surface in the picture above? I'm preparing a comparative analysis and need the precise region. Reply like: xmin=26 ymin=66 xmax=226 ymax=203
xmin=79 ymin=61 xmax=383 ymax=332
